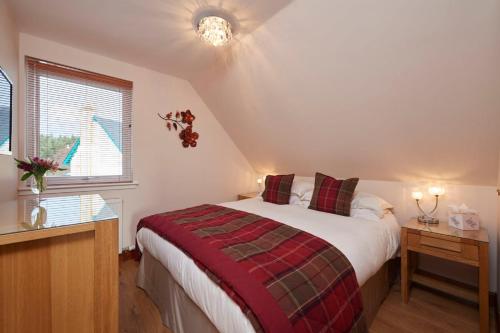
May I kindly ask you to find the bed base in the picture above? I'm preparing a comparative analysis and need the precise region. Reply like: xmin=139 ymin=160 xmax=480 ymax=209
xmin=137 ymin=250 xmax=397 ymax=333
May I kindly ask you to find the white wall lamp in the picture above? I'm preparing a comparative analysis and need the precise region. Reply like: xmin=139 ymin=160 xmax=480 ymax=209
xmin=256 ymin=177 xmax=263 ymax=191
xmin=411 ymin=186 xmax=445 ymax=224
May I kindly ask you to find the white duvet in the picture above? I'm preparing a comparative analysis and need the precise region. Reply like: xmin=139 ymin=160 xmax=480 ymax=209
xmin=136 ymin=197 xmax=400 ymax=333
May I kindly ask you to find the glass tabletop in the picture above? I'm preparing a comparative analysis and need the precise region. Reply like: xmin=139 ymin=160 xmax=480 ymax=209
xmin=0 ymin=194 xmax=118 ymax=236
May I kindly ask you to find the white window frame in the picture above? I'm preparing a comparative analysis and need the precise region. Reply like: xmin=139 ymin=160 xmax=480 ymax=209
xmin=25 ymin=57 xmax=133 ymax=187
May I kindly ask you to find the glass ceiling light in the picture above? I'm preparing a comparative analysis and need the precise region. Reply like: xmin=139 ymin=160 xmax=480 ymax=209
xmin=197 ymin=16 xmax=232 ymax=47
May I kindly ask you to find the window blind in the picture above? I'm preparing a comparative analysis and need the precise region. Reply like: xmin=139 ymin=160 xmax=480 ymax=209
xmin=25 ymin=57 xmax=133 ymax=186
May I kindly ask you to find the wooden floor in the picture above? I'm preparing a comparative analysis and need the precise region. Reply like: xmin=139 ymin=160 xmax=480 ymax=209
xmin=370 ymin=284 xmax=496 ymax=333
xmin=120 ymin=258 xmax=171 ymax=333
xmin=120 ymin=258 xmax=496 ymax=333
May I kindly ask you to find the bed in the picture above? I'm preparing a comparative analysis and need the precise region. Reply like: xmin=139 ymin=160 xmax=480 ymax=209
xmin=136 ymin=196 xmax=400 ymax=333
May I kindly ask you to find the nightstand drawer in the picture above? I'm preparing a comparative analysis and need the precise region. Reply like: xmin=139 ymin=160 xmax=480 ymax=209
xmin=419 ymin=235 xmax=461 ymax=252
xmin=407 ymin=233 xmax=479 ymax=263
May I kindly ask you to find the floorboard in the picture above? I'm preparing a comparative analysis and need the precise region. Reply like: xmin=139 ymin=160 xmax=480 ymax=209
xmin=119 ymin=258 xmax=496 ymax=333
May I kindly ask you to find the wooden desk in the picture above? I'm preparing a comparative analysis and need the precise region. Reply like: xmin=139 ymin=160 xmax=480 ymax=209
xmin=401 ymin=219 xmax=489 ymax=333
xmin=0 ymin=194 xmax=119 ymax=333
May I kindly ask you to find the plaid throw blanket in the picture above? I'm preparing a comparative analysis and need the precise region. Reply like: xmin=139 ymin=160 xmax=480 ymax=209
xmin=137 ymin=204 xmax=366 ymax=333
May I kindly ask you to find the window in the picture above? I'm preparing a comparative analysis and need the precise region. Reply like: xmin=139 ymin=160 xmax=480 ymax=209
xmin=0 ymin=67 xmax=12 ymax=155
xmin=25 ymin=57 xmax=133 ymax=186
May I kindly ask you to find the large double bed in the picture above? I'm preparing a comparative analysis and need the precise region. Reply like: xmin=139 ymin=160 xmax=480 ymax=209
xmin=136 ymin=196 xmax=400 ymax=333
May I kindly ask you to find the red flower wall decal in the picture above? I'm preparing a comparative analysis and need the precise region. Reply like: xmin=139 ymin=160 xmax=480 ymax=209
xmin=158 ymin=110 xmax=199 ymax=148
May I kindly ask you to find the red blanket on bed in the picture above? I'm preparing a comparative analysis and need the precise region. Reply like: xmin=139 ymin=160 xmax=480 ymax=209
xmin=136 ymin=204 xmax=366 ymax=333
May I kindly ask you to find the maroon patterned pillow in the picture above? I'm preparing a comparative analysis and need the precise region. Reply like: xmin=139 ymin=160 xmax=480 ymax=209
xmin=261 ymin=174 xmax=295 ymax=205
xmin=308 ymin=173 xmax=359 ymax=216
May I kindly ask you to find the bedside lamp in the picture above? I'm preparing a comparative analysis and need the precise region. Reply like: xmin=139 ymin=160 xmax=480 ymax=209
xmin=412 ymin=186 xmax=445 ymax=224
xmin=257 ymin=177 xmax=263 ymax=191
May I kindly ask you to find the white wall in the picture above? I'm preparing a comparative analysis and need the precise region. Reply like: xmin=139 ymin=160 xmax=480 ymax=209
xmin=17 ymin=33 xmax=256 ymax=249
xmin=0 ymin=0 xmax=18 ymax=202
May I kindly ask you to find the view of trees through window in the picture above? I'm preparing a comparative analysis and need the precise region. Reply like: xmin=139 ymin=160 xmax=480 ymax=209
xmin=39 ymin=134 xmax=79 ymax=176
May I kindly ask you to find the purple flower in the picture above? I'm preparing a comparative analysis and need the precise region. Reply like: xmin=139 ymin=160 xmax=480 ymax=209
xmin=17 ymin=160 xmax=33 ymax=172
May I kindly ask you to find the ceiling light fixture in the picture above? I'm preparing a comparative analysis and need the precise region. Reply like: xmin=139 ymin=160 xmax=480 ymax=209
xmin=197 ymin=16 xmax=232 ymax=47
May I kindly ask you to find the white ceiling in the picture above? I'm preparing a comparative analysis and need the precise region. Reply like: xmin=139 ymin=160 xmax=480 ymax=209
xmin=7 ymin=0 xmax=293 ymax=80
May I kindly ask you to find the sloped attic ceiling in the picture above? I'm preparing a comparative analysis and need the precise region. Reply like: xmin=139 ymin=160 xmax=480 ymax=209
xmin=7 ymin=0 xmax=500 ymax=186
xmin=191 ymin=0 xmax=500 ymax=186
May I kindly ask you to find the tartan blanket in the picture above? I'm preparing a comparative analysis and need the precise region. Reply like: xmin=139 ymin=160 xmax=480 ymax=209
xmin=136 ymin=204 xmax=366 ymax=333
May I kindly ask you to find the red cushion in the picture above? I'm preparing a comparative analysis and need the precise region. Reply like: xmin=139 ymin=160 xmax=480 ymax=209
xmin=261 ymin=174 xmax=295 ymax=205
xmin=308 ymin=173 xmax=359 ymax=216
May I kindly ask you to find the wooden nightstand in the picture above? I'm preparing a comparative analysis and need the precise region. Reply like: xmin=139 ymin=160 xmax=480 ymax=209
xmin=401 ymin=219 xmax=490 ymax=332
xmin=237 ymin=192 xmax=259 ymax=200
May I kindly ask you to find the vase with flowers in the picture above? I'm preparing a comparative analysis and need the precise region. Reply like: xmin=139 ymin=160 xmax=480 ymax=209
xmin=15 ymin=157 xmax=66 ymax=205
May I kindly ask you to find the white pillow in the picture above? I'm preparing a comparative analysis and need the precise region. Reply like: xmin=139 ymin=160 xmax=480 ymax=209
xmin=302 ymin=189 xmax=314 ymax=202
xmin=296 ymin=200 xmax=310 ymax=208
xmin=291 ymin=177 xmax=315 ymax=198
xmin=288 ymin=194 xmax=310 ymax=207
xmin=351 ymin=192 xmax=393 ymax=218
xmin=350 ymin=208 xmax=382 ymax=222
xmin=289 ymin=194 xmax=302 ymax=205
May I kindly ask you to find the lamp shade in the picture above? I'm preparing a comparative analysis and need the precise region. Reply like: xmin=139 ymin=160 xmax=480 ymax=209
xmin=428 ymin=186 xmax=445 ymax=196
xmin=411 ymin=191 xmax=423 ymax=200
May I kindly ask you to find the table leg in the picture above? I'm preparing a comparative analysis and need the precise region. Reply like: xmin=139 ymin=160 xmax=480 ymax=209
xmin=401 ymin=228 xmax=409 ymax=304
xmin=478 ymin=242 xmax=489 ymax=333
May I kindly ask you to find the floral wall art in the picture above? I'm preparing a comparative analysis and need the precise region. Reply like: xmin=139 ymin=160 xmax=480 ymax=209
xmin=158 ymin=110 xmax=199 ymax=148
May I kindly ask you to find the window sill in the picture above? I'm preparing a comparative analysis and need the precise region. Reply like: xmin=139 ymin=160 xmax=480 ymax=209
xmin=18 ymin=181 xmax=139 ymax=196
